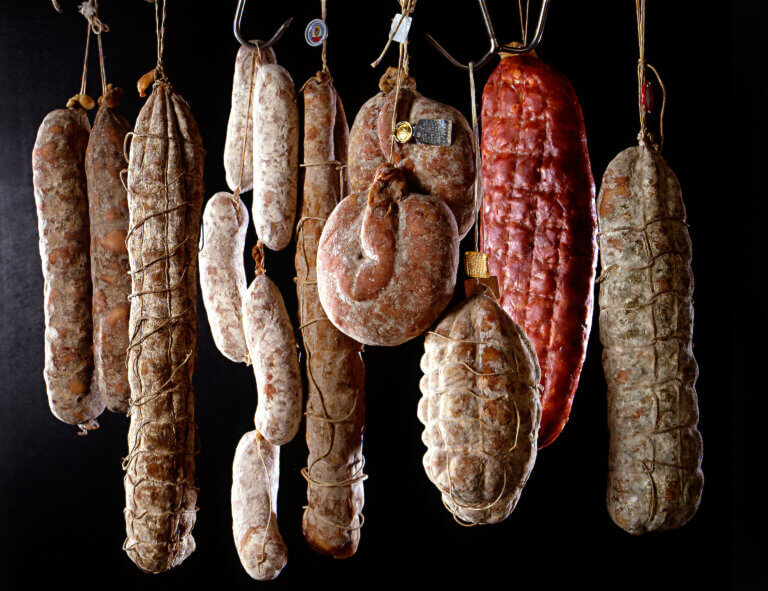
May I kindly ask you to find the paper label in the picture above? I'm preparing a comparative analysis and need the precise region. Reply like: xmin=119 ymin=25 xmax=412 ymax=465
xmin=390 ymin=14 xmax=412 ymax=44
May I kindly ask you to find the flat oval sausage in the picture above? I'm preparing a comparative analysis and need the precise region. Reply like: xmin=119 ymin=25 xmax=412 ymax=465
xmin=199 ymin=192 xmax=249 ymax=363
xmin=252 ymin=63 xmax=298 ymax=251
xmin=419 ymin=292 xmax=541 ymax=524
xmin=32 ymin=106 xmax=104 ymax=430
xmin=86 ymin=85 xmax=132 ymax=413
xmin=598 ymin=143 xmax=703 ymax=534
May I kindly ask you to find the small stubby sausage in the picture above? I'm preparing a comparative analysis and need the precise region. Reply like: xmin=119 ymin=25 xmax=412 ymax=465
xmin=348 ymin=68 xmax=476 ymax=238
xmin=419 ymin=292 xmax=541 ymax=524
xmin=123 ymin=81 xmax=204 ymax=573
xmin=199 ymin=192 xmax=249 ymax=363
xmin=223 ymin=41 xmax=276 ymax=193
xmin=232 ymin=430 xmax=288 ymax=581
xmin=243 ymin=251 xmax=302 ymax=446
xmin=317 ymin=163 xmax=459 ymax=347
xmin=598 ymin=142 xmax=703 ymax=534
xmin=86 ymin=85 xmax=132 ymax=413
xmin=32 ymin=106 xmax=105 ymax=430
xmin=297 ymin=72 xmax=366 ymax=558
xmin=252 ymin=63 xmax=299 ymax=251
xmin=481 ymin=52 xmax=598 ymax=448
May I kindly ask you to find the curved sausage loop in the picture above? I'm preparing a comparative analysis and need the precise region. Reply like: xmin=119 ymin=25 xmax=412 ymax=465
xmin=425 ymin=0 xmax=550 ymax=70
xmin=234 ymin=0 xmax=292 ymax=50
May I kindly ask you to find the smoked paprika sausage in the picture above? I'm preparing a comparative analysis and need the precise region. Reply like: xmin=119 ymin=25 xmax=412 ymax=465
xmin=481 ymin=52 xmax=597 ymax=448
xmin=86 ymin=85 xmax=132 ymax=413
xmin=598 ymin=143 xmax=703 ymax=534
xmin=32 ymin=106 xmax=105 ymax=430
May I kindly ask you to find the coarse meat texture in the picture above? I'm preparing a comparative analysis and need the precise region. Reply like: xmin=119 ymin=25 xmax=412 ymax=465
xmin=348 ymin=70 xmax=476 ymax=238
xmin=123 ymin=82 xmax=204 ymax=573
xmin=481 ymin=53 xmax=597 ymax=448
xmin=317 ymin=164 xmax=459 ymax=347
xmin=32 ymin=106 xmax=105 ymax=429
xmin=419 ymin=292 xmax=541 ymax=525
xmin=598 ymin=143 xmax=703 ymax=534
xmin=297 ymin=73 xmax=366 ymax=558
xmin=86 ymin=86 xmax=132 ymax=413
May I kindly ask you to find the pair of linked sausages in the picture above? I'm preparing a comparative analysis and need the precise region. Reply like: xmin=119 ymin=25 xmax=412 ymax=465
xmin=32 ymin=86 xmax=131 ymax=431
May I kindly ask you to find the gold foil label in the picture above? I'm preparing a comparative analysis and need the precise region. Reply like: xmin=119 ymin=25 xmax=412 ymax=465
xmin=395 ymin=121 xmax=413 ymax=143
xmin=464 ymin=251 xmax=489 ymax=278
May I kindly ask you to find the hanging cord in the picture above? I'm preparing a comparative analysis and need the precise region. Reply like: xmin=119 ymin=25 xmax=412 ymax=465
xmin=517 ymin=0 xmax=530 ymax=45
xmin=320 ymin=0 xmax=329 ymax=73
xmin=370 ymin=0 xmax=416 ymax=69
xmin=79 ymin=0 xmax=110 ymax=95
xmin=78 ymin=11 xmax=91 ymax=96
xmin=154 ymin=0 xmax=168 ymax=82
xmin=469 ymin=62 xmax=484 ymax=254
xmin=636 ymin=0 xmax=666 ymax=150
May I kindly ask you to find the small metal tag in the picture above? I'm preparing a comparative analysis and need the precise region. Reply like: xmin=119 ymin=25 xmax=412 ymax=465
xmin=390 ymin=14 xmax=412 ymax=43
xmin=305 ymin=19 xmax=328 ymax=46
xmin=412 ymin=119 xmax=452 ymax=146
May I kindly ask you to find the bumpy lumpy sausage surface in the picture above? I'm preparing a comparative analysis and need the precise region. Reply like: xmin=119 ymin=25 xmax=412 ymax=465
xmin=598 ymin=144 xmax=703 ymax=534
xmin=481 ymin=53 xmax=597 ymax=448
xmin=123 ymin=83 xmax=204 ymax=573
xmin=86 ymin=87 xmax=132 ymax=413
xmin=317 ymin=164 xmax=459 ymax=347
xmin=33 ymin=107 xmax=104 ymax=429
xmin=419 ymin=293 xmax=541 ymax=524
xmin=297 ymin=74 xmax=366 ymax=557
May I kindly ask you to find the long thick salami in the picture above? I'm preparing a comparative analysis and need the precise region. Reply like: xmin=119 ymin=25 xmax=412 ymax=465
xmin=297 ymin=72 xmax=366 ymax=558
xmin=598 ymin=143 xmax=703 ymax=534
xmin=481 ymin=52 xmax=597 ymax=448
xmin=32 ymin=106 xmax=104 ymax=430
xmin=86 ymin=85 xmax=132 ymax=413
xmin=123 ymin=81 xmax=204 ymax=573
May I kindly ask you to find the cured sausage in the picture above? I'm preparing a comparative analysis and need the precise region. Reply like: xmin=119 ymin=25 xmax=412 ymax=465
xmin=85 ymin=85 xmax=132 ymax=413
xmin=32 ymin=106 xmax=104 ymax=430
xmin=243 ymin=247 xmax=302 ymax=446
xmin=123 ymin=81 xmax=204 ymax=573
xmin=317 ymin=163 xmax=459 ymax=347
xmin=232 ymin=430 xmax=288 ymax=581
xmin=224 ymin=42 xmax=276 ymax=193
xmin=598 ymin=143 xmax=703 ymax=534
xmin=419 ymin=292 xmax=541 ymax=524
xmin=297 ymin=72 xmax=366 ymax=557
xmin=481 ymin=52 xmax=597 ymax=448
xmin=349 ymin=69 xmax=476 ymax=238
xmin=199 ymin=192 xmax=249 ymax=363
xmin=252 ymin=63 xmax=299 ymax=251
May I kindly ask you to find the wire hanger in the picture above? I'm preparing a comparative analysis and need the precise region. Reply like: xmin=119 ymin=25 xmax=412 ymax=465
xmin=233 ymin=0 xmax=293 ymax=50
xmin=426 ymin=0 xmax=550 ymax=70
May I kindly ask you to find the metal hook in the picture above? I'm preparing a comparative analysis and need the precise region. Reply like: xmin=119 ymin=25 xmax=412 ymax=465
xmin=425 ymin=0 xmax=550 ymax=71
xmin=233 ymin=0 xmax=293 ymax=50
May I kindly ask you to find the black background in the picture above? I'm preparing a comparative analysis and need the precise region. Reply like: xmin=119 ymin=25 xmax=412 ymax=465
xmin=0 ymin=1 xmax=762 ymax=589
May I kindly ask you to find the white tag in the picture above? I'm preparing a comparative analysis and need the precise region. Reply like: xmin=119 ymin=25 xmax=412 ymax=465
xmin=390 ymin=14 xmax=412 ymax=44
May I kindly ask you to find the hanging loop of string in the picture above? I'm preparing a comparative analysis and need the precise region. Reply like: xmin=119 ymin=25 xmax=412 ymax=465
xmin=79 ymin=1 xmax=110 ymax=95
xmin=320 ymin=0 xmax=329 ymax=73
xmin=370 ymin=0 xmax=417 ymax=70
xmin=154 ymin=0 xmax=168 ymax=82
xmin=469 ymin=62 xmax=484 ymax=255
xmin=636 ymin=0 xmax=666 ymax=150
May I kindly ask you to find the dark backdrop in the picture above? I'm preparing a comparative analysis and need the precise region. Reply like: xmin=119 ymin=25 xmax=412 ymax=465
xmin=0 ymin=1 xmax=761 ymax=589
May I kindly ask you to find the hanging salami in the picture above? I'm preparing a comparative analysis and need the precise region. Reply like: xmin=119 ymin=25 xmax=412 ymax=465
xmin=481 ymin=51 xmax=597 ymax=448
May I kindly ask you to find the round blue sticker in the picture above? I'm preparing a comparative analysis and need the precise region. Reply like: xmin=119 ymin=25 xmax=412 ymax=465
xmin=305 ymin=19 xmax=327 ymax=47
